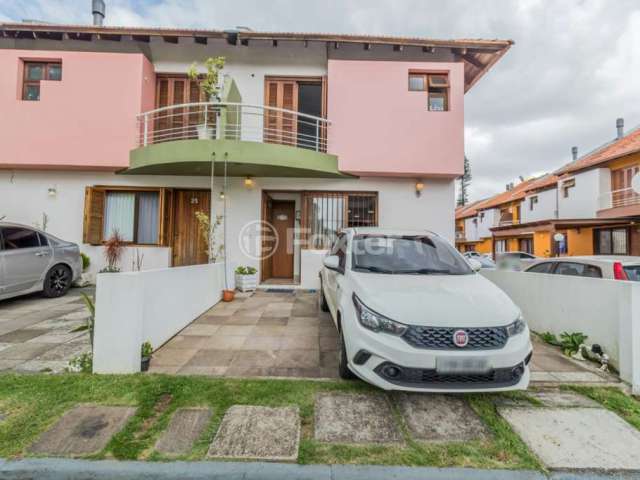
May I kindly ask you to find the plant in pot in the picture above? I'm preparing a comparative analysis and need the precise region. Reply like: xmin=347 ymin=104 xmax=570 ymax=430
xmin=235 ymin=266 xmax=258 ymax=292
xmin=187 ymin=56 xmax=226 ymax=140
xmin=99 ymin=230 xmax=124 ymax=273
xmin=194 ymin=210 xmax=234 ymax=301
xmin=141 ymin=341 xmax=153 ymax=372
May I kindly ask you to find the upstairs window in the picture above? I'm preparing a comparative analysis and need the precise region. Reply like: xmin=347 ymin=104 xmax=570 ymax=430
xmin=529 ymin=195 xmax=538 ymax=211
xmin=562 ymin=178 xmax=575 ymax=198
xmin=22 ymin=61 xmax=62 ymax=101
xmin=408 ymin=72 xmax=449 ymax=111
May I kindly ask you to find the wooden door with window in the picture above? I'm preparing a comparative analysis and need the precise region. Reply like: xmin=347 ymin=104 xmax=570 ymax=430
xmin=270 ymin=200 xmax=295 ymax=279
xmin=155 ymin=76 xmax=203 ymax=142
xmin=172 ymin=190 xmax=211 ymax=267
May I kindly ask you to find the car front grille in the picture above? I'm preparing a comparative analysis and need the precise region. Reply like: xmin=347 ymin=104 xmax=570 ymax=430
xmin=402 ymin=325 xmax=508 ymax=350
xmin=374 ymin=362 xmax=525 ymax=390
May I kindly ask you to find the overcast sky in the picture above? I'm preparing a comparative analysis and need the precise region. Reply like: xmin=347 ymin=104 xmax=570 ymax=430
xmin=2 ymin=0 xmax=639 ymax=201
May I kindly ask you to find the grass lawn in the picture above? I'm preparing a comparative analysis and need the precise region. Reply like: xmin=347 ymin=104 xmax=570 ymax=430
xmin=568 ymin=386 xmax=640 ymax=431
xmin=0 ymin=373 xmax=541 ymax=470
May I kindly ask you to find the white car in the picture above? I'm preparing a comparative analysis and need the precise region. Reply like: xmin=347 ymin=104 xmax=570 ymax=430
xmin=524 ymin=256 xmax=640 ymax=281
xmin=319 ymin=228 xmax=532 ymax=392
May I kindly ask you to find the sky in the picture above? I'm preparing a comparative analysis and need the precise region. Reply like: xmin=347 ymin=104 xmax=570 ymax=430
xmin=1 ymin=0 xmax=639 ymax=201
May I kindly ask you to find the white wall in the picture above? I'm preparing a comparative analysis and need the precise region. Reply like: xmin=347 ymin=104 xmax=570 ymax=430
xmin=558 ymin=168 xmax=610 ymax=219
xmin=463 ymin=216 xmax=479 ymax=241
xmin=521 ymin=188 xmax=557 ymax=223
xmin=477 ymin=208 xmax=497 ymax=238
xmin=481 ymin=269 xmax=640 ymax=394
xmin=93 ymin=263 xmax=224 ymax=373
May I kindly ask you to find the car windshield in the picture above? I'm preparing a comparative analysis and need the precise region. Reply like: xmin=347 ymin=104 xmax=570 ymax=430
xmin=623 ymin=265 xmax=640 ymax=281
xmin=351 ymin=234 xmax=472 ymax=275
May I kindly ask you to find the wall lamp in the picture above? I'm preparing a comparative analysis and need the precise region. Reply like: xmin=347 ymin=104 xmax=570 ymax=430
xmin=244 ymin=176 xmax=255 ymax=189
xmin=47 ymin=187 xmax=57 ymax=197
xmin=415 ymin=181 xmax=424 ymax=197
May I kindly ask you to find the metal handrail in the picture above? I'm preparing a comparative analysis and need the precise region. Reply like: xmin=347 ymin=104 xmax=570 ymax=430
xmin=598 ymin=187 xmax=640 ymax=210
xmin=136 ymin=102 xmax=331 ymax=153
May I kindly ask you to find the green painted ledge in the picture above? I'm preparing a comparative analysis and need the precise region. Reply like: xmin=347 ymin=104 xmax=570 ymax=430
xmin=124 ymin=139 xmax=348 ymax=178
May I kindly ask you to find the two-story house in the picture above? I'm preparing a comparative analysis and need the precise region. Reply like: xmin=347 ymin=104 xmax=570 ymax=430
xmin=487 ymin=121 xmax=640 ymax=257
xmin=0 ymin=15 xmax=511 ymax=288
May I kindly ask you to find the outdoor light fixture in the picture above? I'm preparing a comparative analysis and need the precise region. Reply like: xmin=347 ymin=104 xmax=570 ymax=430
xmin=47 ymin=187 xmax=57 ymax=197
xmin=415 ymin=181 xmax=424 ymax=197
xmin=219 ymin=191 xmax=225 ymax=199
xmin=244 ymin=176 xmax=255 ymax=188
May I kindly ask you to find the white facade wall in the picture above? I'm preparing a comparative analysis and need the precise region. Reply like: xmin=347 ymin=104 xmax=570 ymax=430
xmin=477 ymin=208 xmax=498 ymax=238
xmin=481 ymin=269 xmax=640 ymax=394
xmin=463 ymin=216 xmax=480 ymax=241
xmin=0 ymin=170 xmax=454 ymax=289
xmin=521 ymin=188 xmax=557 ymax=223
xmin=558 ymin=168 xmax=610 ymax=219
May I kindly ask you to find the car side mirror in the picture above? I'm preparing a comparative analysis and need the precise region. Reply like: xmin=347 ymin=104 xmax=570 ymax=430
xmin=468 ymin=258 xmax=482 ymax=272
xmin=323 ymin=255 xmax=341 ymax=272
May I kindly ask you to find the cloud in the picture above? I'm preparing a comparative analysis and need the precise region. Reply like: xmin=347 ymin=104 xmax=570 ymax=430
xmin=1 ymin=0 xmax=639 ymax=200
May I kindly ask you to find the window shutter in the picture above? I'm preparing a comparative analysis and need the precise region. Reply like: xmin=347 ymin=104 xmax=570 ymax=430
xmin=83 ymin=187 xmax=105 ymax=245
xmin=158 ymin=188 xmax=174 ymax=246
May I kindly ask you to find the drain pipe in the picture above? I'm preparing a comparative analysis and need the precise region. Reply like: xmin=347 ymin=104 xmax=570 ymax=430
xmin=223 ymin=152 xmax=229 ymax=291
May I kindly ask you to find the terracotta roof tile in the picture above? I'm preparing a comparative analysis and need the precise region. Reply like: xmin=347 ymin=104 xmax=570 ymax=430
xmin=555 ymin=126 xmax=640 ymax=175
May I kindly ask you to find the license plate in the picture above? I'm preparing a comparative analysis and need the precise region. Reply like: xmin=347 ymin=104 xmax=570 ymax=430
xmin=436 ymin=357 xmax=491 ymax=374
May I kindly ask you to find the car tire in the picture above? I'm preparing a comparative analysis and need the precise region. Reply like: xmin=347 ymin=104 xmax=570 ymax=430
xmin=319 ymin=280 xmax=330 ymax=313
xmin=338 ymin=329 xmax=356 ymax=380
xmin=43 ymin=264 xmax=72 ymax=298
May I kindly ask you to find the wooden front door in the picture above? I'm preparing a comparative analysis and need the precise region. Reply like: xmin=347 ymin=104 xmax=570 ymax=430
xmin=270 ymin=200 xmax=295 ymax=279
xmin=172 ymin=190 xmax=210 ymax=267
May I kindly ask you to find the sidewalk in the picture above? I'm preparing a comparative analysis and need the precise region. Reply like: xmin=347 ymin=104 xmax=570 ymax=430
xmin=1 ymin=458 xmax=638 ymax=480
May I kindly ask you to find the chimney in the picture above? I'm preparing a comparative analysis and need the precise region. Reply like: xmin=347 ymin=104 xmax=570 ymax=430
xmin=571 ymin=146 xmax=578 ymax=161
xmin=616 ymin=118 xmax=624 ymax=139
xmin=92 ymin=0 xmax=105 ymax=26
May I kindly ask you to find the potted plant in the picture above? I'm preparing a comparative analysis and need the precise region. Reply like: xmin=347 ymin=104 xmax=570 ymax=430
xmin=235 ymin=266 xmax=258 ymax=292
xmin=194 ymin=210 xmax=234 ymax=301
xmin=141 ymin=341 xmax=153 ymax=372
xmin=187 ymin=56 xmax=225 ymax=140
xmin=99 ymin=230 xmax=124 ymax=273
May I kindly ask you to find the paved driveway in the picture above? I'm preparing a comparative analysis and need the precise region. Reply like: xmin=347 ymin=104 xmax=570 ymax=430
xmin=149 ymin=290 xmax=614 ymax=384
xmin=0 ymin=288 xmax=92 ymax=373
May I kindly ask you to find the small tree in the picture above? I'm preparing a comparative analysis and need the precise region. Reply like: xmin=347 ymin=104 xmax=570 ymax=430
xmin=188 ymin=56 xmax=226 ymax=101
xmin=457 ymin=155 xmax=472 ymax=207
xmin=195 ymin=211 xmax=224 ymax=263
xmin=102 ymin=230 xmax=124 ymax=273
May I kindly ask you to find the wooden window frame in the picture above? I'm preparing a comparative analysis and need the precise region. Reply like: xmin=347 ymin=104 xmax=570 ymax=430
xmin=300 ymin=191 xmax=378 ymax=250
xmin=101 ymin=189 xmax=161 ymax=246
xmin=22 ymin=61 xmax=62 ymax=101
xmin=408 ymin=71 xmax=450 ymax=111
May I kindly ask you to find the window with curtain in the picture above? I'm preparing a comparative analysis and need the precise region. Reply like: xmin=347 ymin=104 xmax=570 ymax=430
xmin=302 ymin=192 xmax=377 ymax=249
xmin=103 ymin=191 xmax=159 ymax=244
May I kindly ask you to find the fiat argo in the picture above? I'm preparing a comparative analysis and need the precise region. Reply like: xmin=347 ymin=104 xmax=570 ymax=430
xmin=319 ymin=228 xmax=532 ymax=392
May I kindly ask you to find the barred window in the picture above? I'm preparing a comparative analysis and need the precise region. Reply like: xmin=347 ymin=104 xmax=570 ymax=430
xmin=302 ymin=192 xmax=378 ymax=249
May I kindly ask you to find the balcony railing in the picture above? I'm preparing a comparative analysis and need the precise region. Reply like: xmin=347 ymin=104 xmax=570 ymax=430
xmin=598 ymin=187 xmax=640 ymax=210
xmin=136 ymin=102 xmax=330 ymax=152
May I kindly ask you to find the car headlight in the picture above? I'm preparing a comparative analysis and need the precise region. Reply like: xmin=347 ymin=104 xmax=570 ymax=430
xmin=506 ymin=314 xmax=527 ymax=337
xmin=352 ymin=294 xmax=408 ymax=336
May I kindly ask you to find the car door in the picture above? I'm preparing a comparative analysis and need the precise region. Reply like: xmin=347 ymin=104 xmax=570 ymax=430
xmin=324 ymin=233 xmax=347 ymax=317
xmin=1 ymin=226 xmax=52 ymax=294
xmin=553 ymin=261 xmax=602 ymax=278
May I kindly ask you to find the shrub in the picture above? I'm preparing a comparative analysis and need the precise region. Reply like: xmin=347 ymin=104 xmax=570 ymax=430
xmin=103 ymin=230 xmax=124 ymax=272
xmin=560 ymin=331 xmax=588 ymax=356
xmin=80 ymin=253 xmax=91 ymax=272
xmin=67 ymin=352 xmax=93 ymax=373
xmin=141 ymin=341 xmax=153 ymax=359
xmin=235 ymin=266 xmax=257 ymax=275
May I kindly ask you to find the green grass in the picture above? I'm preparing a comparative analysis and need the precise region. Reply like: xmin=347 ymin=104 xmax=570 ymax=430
xmin=568 ymin=386 xmax=640 ymax=431
xmin=0 ymin=373 xmax=540 ymax=469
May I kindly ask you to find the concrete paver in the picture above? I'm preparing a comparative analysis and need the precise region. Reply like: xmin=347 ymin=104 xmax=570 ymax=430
xmin=395 ymin=393 xmax=488 ymax=442
xmin=29 ymin=405 xmax=136 ymax=457
xmin=499 ymin=407 xmax=640 ymax=470
xmin=155 ymin=407 xmax=212 ymax=457
xmin=314 ymin=393 xmax=401 ymax=444
xmin=207 ymin=405 xmax=300 ymax=461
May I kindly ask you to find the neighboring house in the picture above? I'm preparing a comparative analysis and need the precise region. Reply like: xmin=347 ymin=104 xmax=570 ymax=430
xmin=460 ymin=120 xmax=640 ymax=258
xmin=0 ymin=18 xmax=511 ymax=288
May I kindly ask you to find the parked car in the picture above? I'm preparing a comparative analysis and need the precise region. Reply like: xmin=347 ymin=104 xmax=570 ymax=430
xmin=463 ymin=252 xmax=496 ymax=269
xmin=0 ymin=222 xmax=82 ymax=301
xmin=524 ymin=256 xmax=640 ymax=281
xmin=496 ymin=251 xmax=538 ymax=271
xmin=318 ymin=228 xmax=532 ymax=392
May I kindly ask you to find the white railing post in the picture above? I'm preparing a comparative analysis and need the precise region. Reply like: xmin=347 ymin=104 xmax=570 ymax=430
xmin=143 ymin=113 xmax=148 ymax=147
xmin=315 ymin=119 xmax=320 ymax=152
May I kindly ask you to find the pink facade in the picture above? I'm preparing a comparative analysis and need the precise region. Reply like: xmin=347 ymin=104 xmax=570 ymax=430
xmin=0 ymin=49 xmax=155 ymax=170
xmin=327 ymin=60 xmax=465 ymax=178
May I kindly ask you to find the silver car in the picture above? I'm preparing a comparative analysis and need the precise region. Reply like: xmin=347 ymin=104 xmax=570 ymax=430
xmin=0 ymin=222 xmax=82 ymax=301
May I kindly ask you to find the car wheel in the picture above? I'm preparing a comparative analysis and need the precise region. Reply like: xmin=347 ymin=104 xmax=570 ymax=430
xmin=338 ymin=329 xmax=356 ymax=380
xmin=319 ymin=280 xmax=330 ymax=312
xmin=43 ymin=264 xmax=72 ymax=298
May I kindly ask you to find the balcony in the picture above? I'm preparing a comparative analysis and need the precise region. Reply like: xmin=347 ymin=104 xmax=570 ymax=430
xmin=597 ymin=187 xmax=640 ymax=218
xmin=125 ymin=101 xmax=343 ymax=178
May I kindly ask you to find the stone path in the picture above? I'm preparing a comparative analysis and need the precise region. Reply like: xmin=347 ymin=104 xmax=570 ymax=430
xmin=0 ymin=288 xmax=93 ymax=373
xmin=21 ymin=389 xmax=640 ymax=471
